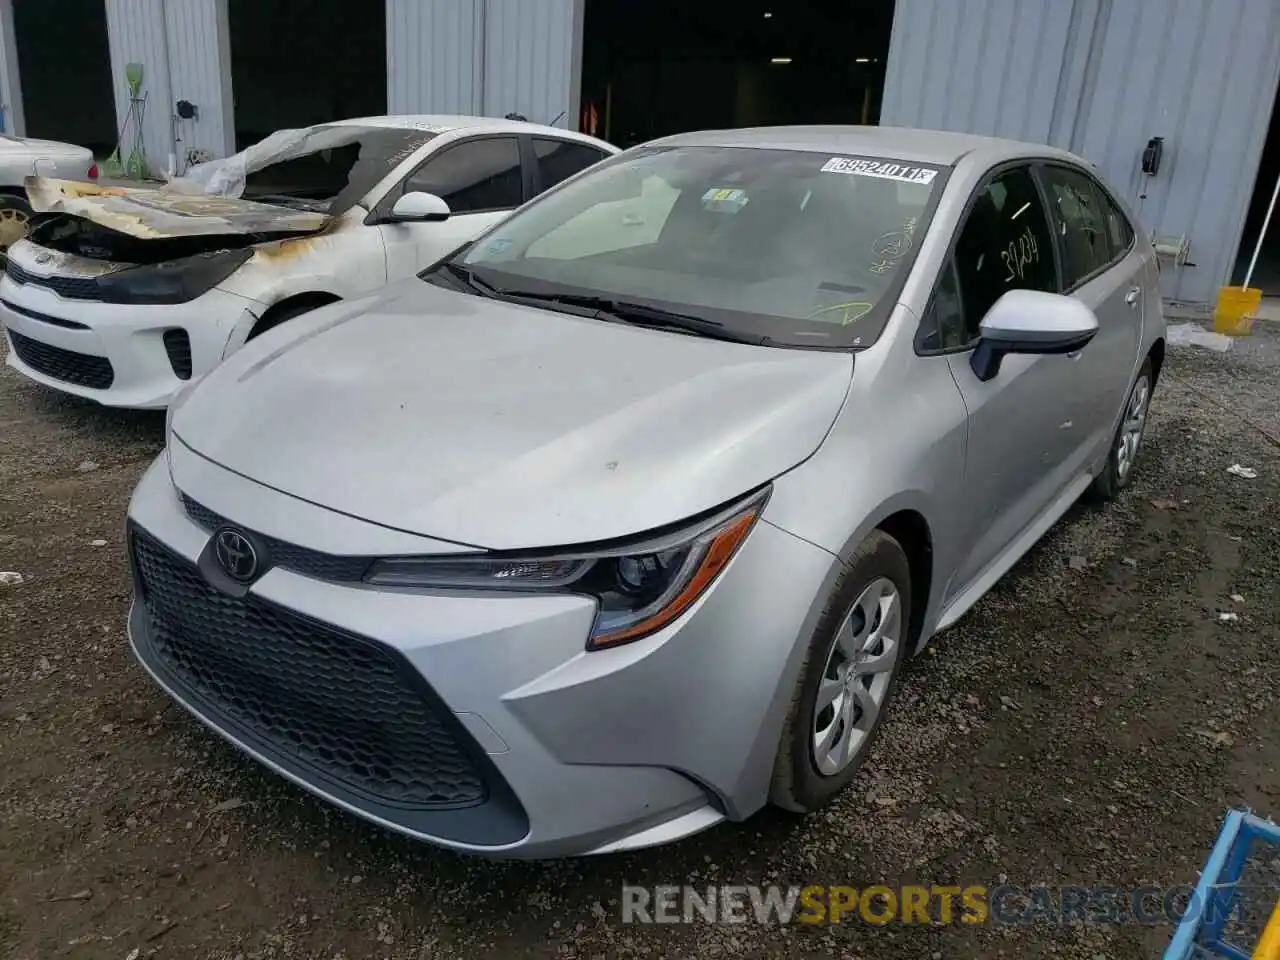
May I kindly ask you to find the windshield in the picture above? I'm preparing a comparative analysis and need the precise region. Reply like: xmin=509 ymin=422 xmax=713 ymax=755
xmin=452 ymin=145 xmax=946 ymax=347
xmin=171 ymin=124 xmax=439 ymax=215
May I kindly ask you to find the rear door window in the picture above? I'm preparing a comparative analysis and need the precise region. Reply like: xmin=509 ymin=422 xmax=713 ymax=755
xmin=531 ymin=138 xmax=611 ymax=195
xmin=1040 ymin=165 xmax=1116 ymax=288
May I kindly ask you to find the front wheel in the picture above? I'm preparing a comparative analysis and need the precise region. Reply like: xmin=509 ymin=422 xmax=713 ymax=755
xmin=0 ymin=194 xmax=33 ymax=251
xmin=769 ymin=530 xmax=912 ymax=813
xmin=1090 ymin=358 xmax=1154 ymax=501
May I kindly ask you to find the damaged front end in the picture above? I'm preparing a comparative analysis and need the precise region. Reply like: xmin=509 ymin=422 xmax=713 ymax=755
xmin=9 ymin=122 xmax=437 ymax=305
xmin=13 ymin=180 xmax=331 ymax=304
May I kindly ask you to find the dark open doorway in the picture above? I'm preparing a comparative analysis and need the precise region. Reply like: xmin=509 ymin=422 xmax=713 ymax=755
xmin=1232 ymin=85 xmax=1280 ymax=294
xmin=580 ymin=0 xmax=895 ymax=148
xmin=12 ymin=0 xmax=116 ymax=155
xmin=228 ymin=0 xmax=386 ymax=151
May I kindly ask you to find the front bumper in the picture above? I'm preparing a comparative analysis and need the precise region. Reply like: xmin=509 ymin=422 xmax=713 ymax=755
xmin=0 ymin=278 xmax=261 ymax=409
xmin=125 ymin=450 xmax=839 ymax=857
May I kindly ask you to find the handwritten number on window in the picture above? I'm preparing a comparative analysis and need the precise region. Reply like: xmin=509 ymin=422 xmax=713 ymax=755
xmin=1001 ymin=227 xmax=1039 ymax=283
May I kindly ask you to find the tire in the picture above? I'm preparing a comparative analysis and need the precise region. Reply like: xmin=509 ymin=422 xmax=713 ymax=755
xmin=769 ymin=530 xmax=913 ymax=813
xmin=0 ymin=193 xmax=34 ymax=251
xmin=1089 ymin=357 xmax=1154 ymax=501
xmin=247 ymin=299 xmax=333 ymax=341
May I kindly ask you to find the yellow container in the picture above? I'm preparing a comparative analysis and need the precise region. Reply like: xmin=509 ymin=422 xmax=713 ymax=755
xmin=1213 ymin=285 xmax=1262 ymax=336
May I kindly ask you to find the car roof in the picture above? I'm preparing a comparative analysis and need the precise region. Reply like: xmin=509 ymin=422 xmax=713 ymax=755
xmin=649 ymin=125 xmax=1083 ymax=168
xmin=329 ymin=114 xmax=614 ymax=146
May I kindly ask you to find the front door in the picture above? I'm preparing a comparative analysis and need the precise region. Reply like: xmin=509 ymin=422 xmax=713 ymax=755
xmin=937 ymin=163 xmax=1087 ymax=598
xmin=379 ymin=135 xmax=526 ymax=280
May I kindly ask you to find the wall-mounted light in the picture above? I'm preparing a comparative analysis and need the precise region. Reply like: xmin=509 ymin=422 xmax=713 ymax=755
xmin=771 ymin=57 xmax=793 ymax=64
xmin=763 ymin=11 xmax=773 ymax=17
xmin=855 ymin=57 xmax=871 ymax=63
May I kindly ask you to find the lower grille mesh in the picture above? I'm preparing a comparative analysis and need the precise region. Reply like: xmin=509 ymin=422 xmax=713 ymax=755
xmin=6 ymin=328 xmax=114 ymax=388
xmin=130 ymin=527 xmax=488 ymax=809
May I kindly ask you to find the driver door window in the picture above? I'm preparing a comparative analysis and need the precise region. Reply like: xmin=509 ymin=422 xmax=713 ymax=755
xmin=947 ymin=165 xmax=1059 ymax=346
xmin=402 ymin=137 xmax=523 ymax=214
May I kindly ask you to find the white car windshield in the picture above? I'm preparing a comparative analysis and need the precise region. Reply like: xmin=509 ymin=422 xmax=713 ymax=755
xmin=454 ymin=145 xmax=946 ymax=346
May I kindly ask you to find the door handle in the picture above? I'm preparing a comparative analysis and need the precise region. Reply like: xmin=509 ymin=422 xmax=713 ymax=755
xmin=1125 ymin=286 xmax=1141 ymax=307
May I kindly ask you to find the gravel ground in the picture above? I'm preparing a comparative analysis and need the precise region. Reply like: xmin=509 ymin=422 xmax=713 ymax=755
xmin=2 ymin=322 xmax=1279 ymax=959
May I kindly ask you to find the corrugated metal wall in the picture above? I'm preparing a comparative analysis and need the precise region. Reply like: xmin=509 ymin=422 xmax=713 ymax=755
xmin=164 ymin=0 xmax=235 ymax=164
xmin=881 ymin=0 xmax=1280 ymax=304
xmin=104 ymin=0 xmax=172 ymax=176
xmin=387 ymin=0 xmax=484 ymax=115
xmin=0 ymin=0 xmax=24 ymax=135
xmin=881 ymin=0 xmax=1080 ymax=145
xmin=482 ymin=0 xmax=579 ymax=126
xmin=106 ymin=0 xmax=234 ymax=175
xmin=387 ymin=0 xmax=580 ymax=127
xmin=1070 ymin=0 xmax=1280 ymax=303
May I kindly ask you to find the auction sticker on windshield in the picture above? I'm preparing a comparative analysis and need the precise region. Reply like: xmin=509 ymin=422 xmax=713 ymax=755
xmin=820 ymin=157 xmax=938 ymax=185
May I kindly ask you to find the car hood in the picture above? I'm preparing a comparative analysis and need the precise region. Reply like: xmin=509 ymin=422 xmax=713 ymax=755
xmin=24 ymin=177 xmax=328 ymax=239
xmin=173 ymin=280 xmax=854 ymax=550
xmin=0 ymin=136 xmax=90 ymax=158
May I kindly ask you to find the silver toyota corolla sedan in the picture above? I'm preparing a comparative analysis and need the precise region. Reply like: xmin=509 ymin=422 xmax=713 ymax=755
xmin=126 ymin=126 xmax=1165 ymax=858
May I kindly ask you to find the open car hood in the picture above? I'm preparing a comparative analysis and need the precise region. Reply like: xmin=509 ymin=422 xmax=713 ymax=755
xmin=21 ymin=121 xmax=439 ymax=241
xmin=22 ymin=177 xmax=330 ymax=240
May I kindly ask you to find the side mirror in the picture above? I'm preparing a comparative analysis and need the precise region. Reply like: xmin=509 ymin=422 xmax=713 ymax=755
xmin=388 ymin=191 xmax=451 ymax=223
xmin=970 ymin=289 xmax=1099 ymax=382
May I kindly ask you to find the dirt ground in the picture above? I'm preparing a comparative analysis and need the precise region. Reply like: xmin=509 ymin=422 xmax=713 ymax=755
xmin=2 ymin=323 xmax=1278 ymax=960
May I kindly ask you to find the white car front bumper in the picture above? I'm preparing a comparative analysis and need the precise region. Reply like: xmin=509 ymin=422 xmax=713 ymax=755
xmin=0 ymin=277 xmax=263 ymax=409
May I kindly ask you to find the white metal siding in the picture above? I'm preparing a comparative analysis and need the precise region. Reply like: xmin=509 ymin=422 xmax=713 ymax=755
xmin=164 ymin=0 xmax=235 ymax=164
xmin=387 ymin=0 xmax=483 ymax=115
xmin=482 ymin=0 xmax=577 ymax=126
xmin=882 ymin=0 xmax=1280 ymax=304
xmin=882 ymin=0 xmax=1077 ymax=144
xmin=0 ymin=0 xmax=24 ymax=136
xmin=105 ymin=0 xmax=172 ymax=176
xmin=386 ymin=0 xmax=581 ymax=127
xmin=1069 ymin=0 xmax=1280 ymax=303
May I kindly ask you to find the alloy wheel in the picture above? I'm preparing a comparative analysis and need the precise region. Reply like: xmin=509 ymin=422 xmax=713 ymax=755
xmin=0 ymin=206 xmax=30 ymax=250
xmin=811 ymin=576 xmax=902 ymax=776
xmin=1115 ymin=373 xmax=1151 ymax=481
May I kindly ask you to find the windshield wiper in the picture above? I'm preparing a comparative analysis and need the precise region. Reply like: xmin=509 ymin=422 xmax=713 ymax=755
xmin=498 ymin=290 xmax=768 ymax=345
xmin=439 ymin=262 xmax=501 ymax=298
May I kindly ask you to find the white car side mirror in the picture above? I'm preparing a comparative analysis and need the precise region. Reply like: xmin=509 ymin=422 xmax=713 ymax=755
xmin=972 ymin=289 xmax=1099 ymax=382
xmin=389 ymin=191 xmax=451 ymax=223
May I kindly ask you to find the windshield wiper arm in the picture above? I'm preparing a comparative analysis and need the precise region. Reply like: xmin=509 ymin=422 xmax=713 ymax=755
xmin=440 ymin=262 xmax=500 ymax=298
xmin=497 ymin=290 xmax=768 ymax=344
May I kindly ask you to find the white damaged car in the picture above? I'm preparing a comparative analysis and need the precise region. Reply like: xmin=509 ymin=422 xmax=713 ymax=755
xmin=0 ymin=115 xmax=617 ymax=408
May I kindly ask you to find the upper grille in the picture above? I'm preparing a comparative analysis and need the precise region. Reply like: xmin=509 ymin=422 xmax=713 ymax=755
xmin=5 ymin=328 xmax=114 ymax=388
xmin=130 ymin=527 xmax=488 ymax=809
xmin=180 ymin=493 xmax=373 ymax=583
xmin=5 ymin=258 xmax=110 ymax=300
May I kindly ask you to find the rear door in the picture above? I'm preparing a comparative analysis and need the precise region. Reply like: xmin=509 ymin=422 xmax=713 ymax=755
xmin=927 ymin=163 xmax=1087 ymax=598
xmin=1036 ymin=162 xmax=1144 ymax=462
xmin=525 ymin=137 xmax=613 ymax=197
xmin=377 ymin=135 xmax=526 ymax=278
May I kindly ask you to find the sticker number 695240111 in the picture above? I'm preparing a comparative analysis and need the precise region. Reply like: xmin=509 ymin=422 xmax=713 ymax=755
xmin=1001 ymin=227 xmax=1040 ymax=282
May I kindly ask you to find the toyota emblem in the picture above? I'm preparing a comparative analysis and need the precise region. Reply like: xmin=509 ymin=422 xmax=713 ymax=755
xmin=33 ymin=252 xmax=51 ymax=264
xmin=214 ymin=528 xmax=259 ymax=582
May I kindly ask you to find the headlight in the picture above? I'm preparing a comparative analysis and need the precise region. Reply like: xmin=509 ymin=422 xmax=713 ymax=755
xmin=95 ymin=248 xmax=253 ymax=305
xmin=364 ymin=488 xmax=769 ymax=650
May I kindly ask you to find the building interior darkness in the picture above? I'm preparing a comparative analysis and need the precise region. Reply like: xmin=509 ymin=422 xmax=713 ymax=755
xmin=1232 ymin=87 xmax=1280 ymax=295
xmin=581 ymin=0 xmax=895 ymax=148
xmin=229 ymin=0 xmax=386 ymax=151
